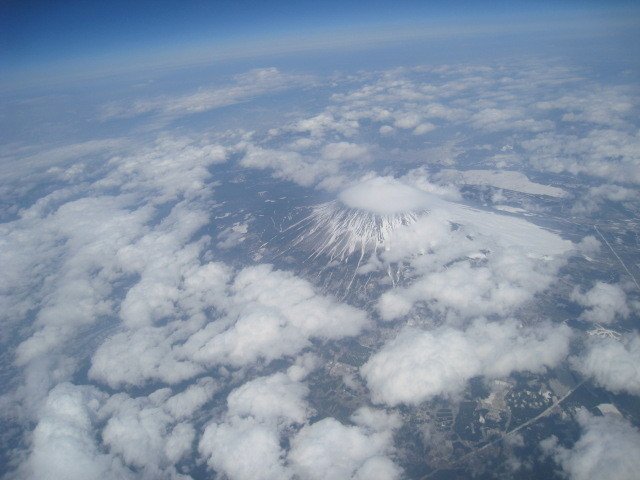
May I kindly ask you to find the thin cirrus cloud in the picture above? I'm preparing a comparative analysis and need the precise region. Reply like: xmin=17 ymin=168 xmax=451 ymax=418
xmin=100 ymin=68 xmax=314 ymax=121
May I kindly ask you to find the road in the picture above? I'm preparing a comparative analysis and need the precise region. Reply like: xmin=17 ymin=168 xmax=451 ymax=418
xmin=421 ymin=380 xmax=586 ymax=479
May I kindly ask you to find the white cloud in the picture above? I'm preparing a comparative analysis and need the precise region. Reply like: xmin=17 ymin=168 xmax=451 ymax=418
xmin=22 ymin=383 xmax=132 ymax=480
xmin=198 ymin=370 xmax=401 ymax=480
xmin=321 ymin=142 xmax=369 ymax=161
xmin=121 ymin=239 xmax=231 ymax=324
xmin=183 ymin=264 xmax=369 ymax=368
xmin=288 ymin=416 xmax=401 ymax=480
xmin=1 ymin=133 xmax=236 ymax=447
xmin=99 ymin=389 xmax=199 ymax=473
xmin=379 ymin=125 xmax=395 ymax=135
xmin=85 ymin=214 xmax=233 ymax=387
xmin=226 ymin=372 xmax=311 ymax=426
xmin=375 ymin=191 xmax=572 ymax=321
xmin=101 ymin=68 xmax=313 ymax=120
xmin=522 ymin=129 xmax=640 ymax=185
xmin=217 ymin=222 xmax=249 ymax=249
xmin=239 ymin=139 xmax=370 ymax=189
xmin=350 ymin=406 xmax=402 ymax=432
xmin=5 ymin=134 xmax=229 ymax=375
xmin=576 ymin=235 xmax=601 ymax=256
xmin=239 ymin=144 xmax=321 ymax=187
xmin=199 ymin=369 xmax=312 ymax=480
xmin=338 ymin=176 xmax=430 ymax=215
xmin=393 ymin=112 xmax=422 ymax=129
xmin=97 ymin=135 xmax=227 ymax=203
xmin=541 ymin=408 xmax=640 ymax=480
xmin=200 ymin=417 xmax=289 ymax=480
xmin=535 ymin=86 xmax=634 ymax=126
xmin=90 ymin=261 xmax=367 ymax=389
xmin=89 ymin=325 xmax=205 ymax=388
xmin=87 ymin=245 xmax=233 ymax=387
xmin=572 ymin=333 xmax=640 ymax=396
xmin=361 ymin=318 xmax=571 ymax=406
xmin=471 ymin=107 xmax=520 ymax=125
xmin=0 ymin=138 xmax=127 ymax=182
xmin=571 ymin=282 xmax=629 ymax=324
xmin=12 ymin=196 xmax=153 ymax=366
xmin=163 ymin=377 xmax=219 ymax=420
xmin=377 ymin=253 xmax=560 ymax=321
xmin=571 ymin=184 xmax=638 ymax=214
xmin=412 ymin=122 xmax=436 ymax=135
xmin=93 ymin=380 xmax=216 ymax=476
xmin=6 ymin=58 xmax=640 ymax=479
xmin=290 ymin=111 xmax=359 ymax=138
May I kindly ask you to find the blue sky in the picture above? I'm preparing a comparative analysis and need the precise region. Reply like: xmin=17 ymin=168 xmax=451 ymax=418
xmin=2 ymin=0 xmax=639 ymax=85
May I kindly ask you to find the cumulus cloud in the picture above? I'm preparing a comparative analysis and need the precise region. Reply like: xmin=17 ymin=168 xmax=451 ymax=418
xmin=227 ymin=61 xmax=640 ymax=190
xmin=83 ymin=226 xmax=369 ymax=391
xmin=88 ymin=249 xmax=231 ymax=387
xmin=393 ymin=112 xmax=422 ymax=129
xmin=283 ymin=173 xmax=571 ymax=321
xmin=288 ymin=414 xmax=401 ymax=480
xmin=0 ymin=138 xmax=128 ymax=182
xmin=470 ymin=107 xmax=553 ymax=133
xmin=572 ymin=333 xmax=640 ymax=396
xmin=372 ymin=180 xmax=572 ymax=321
xmin=98 ymin=136 xmax=227 ymax=203
xmin=239 ymin=139 xmax=370 ymax=189
xmin=0 ymin=133 xmax=236 ymax=463
xmin=89 ymin=262 xmax=367 ymax=389
xmin=200 ymin=417 xmax=289 ymax=480
xmin=361 ymin=318 xmax=572 ymax=406
xmin=11 ymin=195 xmax=153 ymax=366
xmin=25 ymin=377 xmax=216 ymax=480
xmin=291 ymin=111 xmax=359 ymax=138
xmin=163 ymin=377 xmax=220 ymax=420
xmin=535 ymin=86 xmax=635 ymax=126
xmin=412 ymin=122 xmax=436 ymax=135
xmin=321 ymin=142 xmax=369 ymax=161
xmin=571 ymin=184 xmax=639 ymax=214
xmin=570 ymin=282 xmax=629 ymax=324
xmin=22 ymin=383 xmax=132 ymax=480
xmin=522 ymin=129 xmax=640 ymax=185
xmin=576 ymin=235 xmax=601 ymax=256
xmin=240 ymin=144 xmax=322 ymax=186
xmin=199 ymin=369 xmax=312 ymax=480
xmin=217 ymin=222 xmax=248 ymax=249
xmin=90 ymin=324 xmax=205 ymax=388
xmin=226 ymin=372 xmax=311 ymax=426
xmin=350 ymin=406 xmax=402 ymax=432
xmin=5 ymin=56 xmax=640 ymax=480
xmin=99 ymin=385 xmax=213 ymax=475
xmin=377 ymin=251 xmax=561 ymax=321
xmin=199 ymin=367 xmax=401 ymax=480
xmin=541 ymin=409 xmax=640 ymax=480
xmin=4 ymin=132 xmax=347 ymax=477
xmin=182 ymin=264 xmax=369 ymax=368
xmin=4 ymin=135 xmax=228 ymax=372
